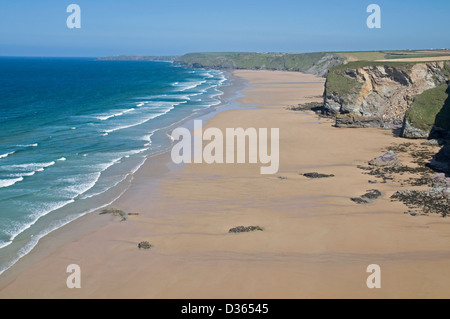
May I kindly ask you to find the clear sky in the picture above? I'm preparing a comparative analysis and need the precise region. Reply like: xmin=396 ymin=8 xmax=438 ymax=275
xmin=0 ymin=0 xmax=449 ymax=57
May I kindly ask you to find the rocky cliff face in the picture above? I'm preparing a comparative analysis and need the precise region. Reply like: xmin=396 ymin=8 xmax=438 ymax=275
xmin=302 ymin=54 xmax=344 ymax=77
xmin=323 ymin=61 xmax=450 ymax=128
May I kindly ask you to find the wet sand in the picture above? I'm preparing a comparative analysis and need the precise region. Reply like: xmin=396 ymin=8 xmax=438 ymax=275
xmin=1 ymin=70 xmax=450 ymax=299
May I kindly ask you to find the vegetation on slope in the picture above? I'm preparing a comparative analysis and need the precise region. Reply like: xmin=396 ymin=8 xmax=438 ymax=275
xmin=325 ymin=68 xmax=362 ymax=101
xmin=325 ymin=60 xmax=449 ymax=101
xmin=406 ymin=84 xmax=450 ymax=132
xmin=176 ymin=52 xmax=344 ymax=75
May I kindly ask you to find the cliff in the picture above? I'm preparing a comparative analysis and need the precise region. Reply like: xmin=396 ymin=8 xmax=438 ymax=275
xmin=323 ymin=60 xmax=450 ymax=174
xmin=323 ymin=61 xmax=450 ymax=130
xmin=176 ymin=52 xmax=345 ymax=77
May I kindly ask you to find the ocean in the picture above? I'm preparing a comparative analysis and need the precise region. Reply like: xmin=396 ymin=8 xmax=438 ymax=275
xmin=0 ymin=57 xmax=227 ymax=274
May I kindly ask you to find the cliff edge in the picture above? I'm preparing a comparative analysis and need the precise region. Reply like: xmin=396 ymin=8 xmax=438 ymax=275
xmin=323 ymin=60 xmax=450 ymax=174
xmin=323 ymin=61 xmax=450 ymax=134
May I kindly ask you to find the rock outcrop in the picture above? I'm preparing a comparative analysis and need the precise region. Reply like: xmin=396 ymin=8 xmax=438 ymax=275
xmin=391 ymin=173 xmax=450 ymax=216
xmin=369 ymin=151 xmax=402 ymax=168
xmin=351 ymin=189 xmax=382 ymax=204
xmin=401 ymin=119 xmax=430 ymax=139
xmin=229 ymin=226 xmax=263 ymax=233
xmin=304 ymin=54 xmax=344 ymax=77
xmin=301 ymin=172 xmax=335 ymax=179
xmin=430 ymin=144 xmax=450 ymax=174
xmin=138 ymin=241 xmax=152 ymax=249
xmin=335 ymin=114 xmax=385 ymax=128
xmin=323 ymin=61 xmax=450 ymax=129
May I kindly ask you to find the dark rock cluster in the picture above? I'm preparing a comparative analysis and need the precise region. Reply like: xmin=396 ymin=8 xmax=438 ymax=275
xmin=391 ymin=173 xmax=450 ymax=217
xmin=229 ymin=226 xmax=263 ymax=233
xmin=302 ymin=172 xmax=335 ymax=179
xmin=99 ymin=207 xmax=128 ymax=222
xmin=138 ymin=241 xmax=152 ymax=249
xmin=351 ymin=189 xmax=382 ymax=204
xmin=335 ymin=114 xmax=385 ymax=128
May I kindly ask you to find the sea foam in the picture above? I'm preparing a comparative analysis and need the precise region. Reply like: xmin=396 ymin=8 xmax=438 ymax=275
xmin=0 ymin=177 xmax=24 ymax=188
xmin=0 ymin=151 xmax=15 ymax=159
xmin=95 ymin=108 xmax=135 ymax=121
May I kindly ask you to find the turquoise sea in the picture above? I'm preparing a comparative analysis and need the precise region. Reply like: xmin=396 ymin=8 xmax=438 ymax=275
xmin=0 ymin=57 xmax=227 ymax=274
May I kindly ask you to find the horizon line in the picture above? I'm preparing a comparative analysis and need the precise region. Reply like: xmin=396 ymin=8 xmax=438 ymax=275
xmin=1 ymin=48 xmax=449 ymax=59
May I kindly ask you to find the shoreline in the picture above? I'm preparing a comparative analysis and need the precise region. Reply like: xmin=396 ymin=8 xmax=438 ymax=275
xmin=0 ymin=68 xmax=247 ymax=285
xmin=0 ymin=68 xmax=245 ymax=279
xmin=2 ymin=70 xmax=450 ymax=298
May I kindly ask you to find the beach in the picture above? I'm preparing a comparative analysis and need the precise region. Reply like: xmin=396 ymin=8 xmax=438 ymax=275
xmin=1 ymin=69 xmax=450 ymax=298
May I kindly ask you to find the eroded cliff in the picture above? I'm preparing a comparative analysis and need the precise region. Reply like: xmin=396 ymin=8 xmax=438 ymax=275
xmin=323 ymin=61 xmax=450 ymax=131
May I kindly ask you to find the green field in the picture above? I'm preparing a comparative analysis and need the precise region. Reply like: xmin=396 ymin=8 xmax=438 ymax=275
xmin=335 ymin=49 xmax=450 ymax=62
xmin=335 ymin=51 xmax=386 ymax=61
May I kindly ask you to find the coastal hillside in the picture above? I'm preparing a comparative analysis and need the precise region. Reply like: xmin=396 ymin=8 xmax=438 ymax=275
xmin=176 ymin=52 xmax=345 ymax=77
xmin=97 ymin=52 xmax=344 ymax=77
xmin=322 ymin=59 xmax=450 ymax=175
xmin=97 ymin=50 xmax=450 ymax=78
xmin=323 ymin=61 xmax=450 ymax=132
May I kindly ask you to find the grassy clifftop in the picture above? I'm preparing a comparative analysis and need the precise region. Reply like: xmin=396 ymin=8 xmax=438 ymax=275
xmin=325 ymin=61 xmax=418 ymax=100
xmin=324 ymin=59 xmax=450 ymax=139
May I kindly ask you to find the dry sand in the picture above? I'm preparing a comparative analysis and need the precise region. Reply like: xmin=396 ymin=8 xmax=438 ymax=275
xmin=1 ymin=70 xmax=450 ymax=299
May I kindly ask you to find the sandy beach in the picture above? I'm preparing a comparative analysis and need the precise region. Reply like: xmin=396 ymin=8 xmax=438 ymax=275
xmin=1 ymin=69 xmax=450 ymax=299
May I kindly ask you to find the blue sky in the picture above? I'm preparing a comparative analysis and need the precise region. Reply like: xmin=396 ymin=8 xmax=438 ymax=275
xmin=0 ymin=0 xmax=449 ymax=57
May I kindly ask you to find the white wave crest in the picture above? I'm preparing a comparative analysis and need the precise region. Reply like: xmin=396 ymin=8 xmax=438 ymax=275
xmin=0 ymin=177 xmax=24 ymax=188
xmin=178 ymin=80 xmax=207 ymax=92
xmin=63 ymin=172 xmax=102 ymax=198
xmin=16 ymin=143 xmax=38 ymax=148
xmin=95 ymin=108 xmax=135 ymax=121
xmin=6 ymin=171 xmax=36 ymax=178
xmin=0 ymin=151 xmax=15 ymax=159
xmin=103 ymin=111 xmax=168 ymax=134
xmin=6 ymin=199 xmax=76 ymax=244
xmin=4 ymin=161 xmax=55 ymax=172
